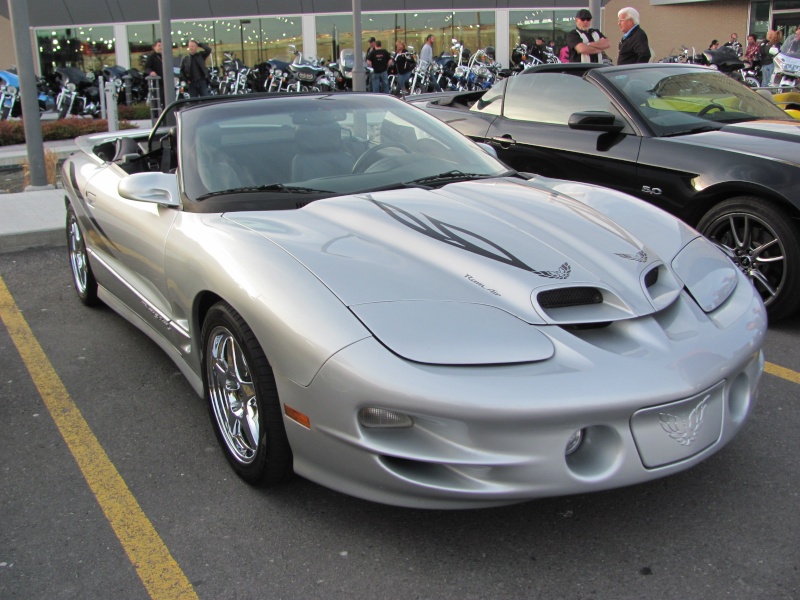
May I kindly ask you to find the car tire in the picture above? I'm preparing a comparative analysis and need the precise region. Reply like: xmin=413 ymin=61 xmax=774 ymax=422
xmin=66 ymin=205 xmax=99 ymax=306
xmin=698 ymin=197 xmax=800 ymax=321
xmin=202 ymin=301 xmax=293 ymax=486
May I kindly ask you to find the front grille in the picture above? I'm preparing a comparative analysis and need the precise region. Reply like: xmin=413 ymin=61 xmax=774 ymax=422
xmin=538 ymin=287 xmax=603 ymax=309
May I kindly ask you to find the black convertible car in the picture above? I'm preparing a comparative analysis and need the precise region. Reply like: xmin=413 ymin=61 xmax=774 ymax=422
xmin=411 ymin=63 xmax=800 ymax=320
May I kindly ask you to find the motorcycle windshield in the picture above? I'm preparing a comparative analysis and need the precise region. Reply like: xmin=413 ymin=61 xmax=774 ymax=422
xmin=0 ymin=71 xmax=19 ymax=87
xmin=779 ymin=36 xmax=800 ymax=60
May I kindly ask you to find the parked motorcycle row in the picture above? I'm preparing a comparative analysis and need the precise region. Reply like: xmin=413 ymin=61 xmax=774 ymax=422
xmin=0 ymin=69 xmax=56 ymax=121
xmin=660 ymin=40 xmax=800 ymax=91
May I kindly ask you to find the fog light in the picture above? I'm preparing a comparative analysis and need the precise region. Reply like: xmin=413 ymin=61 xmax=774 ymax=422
xmin=565 ymin=429 xmax=585 ymax=455
xmin=358 ymin=407 xmax=413 ymax=428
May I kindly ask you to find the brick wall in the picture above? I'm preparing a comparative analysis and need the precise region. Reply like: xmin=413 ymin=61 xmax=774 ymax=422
xmin=601 ymin=0 xmax=751 ymax=63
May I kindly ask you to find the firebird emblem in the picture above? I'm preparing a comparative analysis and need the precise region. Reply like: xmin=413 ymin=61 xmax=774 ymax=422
xmin=616 ymin=250 xmax=648 ymax=262
xmin=659 ymin=395 xmax=709 ymax=446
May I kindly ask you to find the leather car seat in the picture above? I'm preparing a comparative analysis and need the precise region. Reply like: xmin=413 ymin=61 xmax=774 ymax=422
xmin=291 ymin=123 xmax=354 ymax=181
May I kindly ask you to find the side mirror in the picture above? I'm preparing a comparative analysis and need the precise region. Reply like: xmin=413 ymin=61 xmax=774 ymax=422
xmin=769 ymin=46 xmax=779 ymax=56
xmin=476 ymin=142 xmax=498 ymax=158
xmin=568 ymin=111 xmax=624 ymax=133
xmin=118 ymin=172 xmax=181 ymax=207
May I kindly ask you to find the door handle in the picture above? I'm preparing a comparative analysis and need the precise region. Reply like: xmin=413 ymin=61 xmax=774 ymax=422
xmin=490 ymin=134 xmax=516 ymax=147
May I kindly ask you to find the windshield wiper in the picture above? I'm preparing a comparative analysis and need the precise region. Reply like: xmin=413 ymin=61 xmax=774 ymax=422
xmin=405 ymin=170 xmax=511 ymax=187
xmin=661 ymin=125 xmax=721 ymax=137
xmin=197 ymin=183 xmax=333 ymax=201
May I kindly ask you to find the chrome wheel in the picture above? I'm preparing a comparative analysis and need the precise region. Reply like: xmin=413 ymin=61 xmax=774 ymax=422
xmin=66 ymin=206 xmax=98 ymax=305
xmin=68 ymin=216 xmax=88 ymax=295
xmin=202 ymin=302 xmax=293 ymax=484
xmin=698 ymin=197 xmax=800 ymax=321
xmin=207 ymin=325 xmax=259 ymax=464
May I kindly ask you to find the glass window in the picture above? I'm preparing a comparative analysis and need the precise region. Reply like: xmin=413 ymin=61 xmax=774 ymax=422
xmin=748 ymin=1 xmax=771 ymax=40
xmin=509 ymin=11 xmax=575 ymax=62
xmin=504 ymin=73 xmax=614 ymax=125
xmin=36 ymin=26 xmax=114 ymax=80
xmin=316 ymin=12 xmax=495 ymax=63
xmin=470 ymin=78 xmax=507 ymax=115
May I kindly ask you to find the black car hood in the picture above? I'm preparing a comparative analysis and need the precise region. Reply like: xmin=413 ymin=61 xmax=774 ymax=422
xmin=665 ymin=120 xmax=800 ymax=165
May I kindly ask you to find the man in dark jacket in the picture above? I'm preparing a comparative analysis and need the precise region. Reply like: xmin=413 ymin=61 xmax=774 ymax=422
xmin=180 ymin=39 xmax=212 ymax=98
xmin=616 ymin=7 xmax=651 ymax=65
xmin=144 ymin=39 xmax=165 ymax=103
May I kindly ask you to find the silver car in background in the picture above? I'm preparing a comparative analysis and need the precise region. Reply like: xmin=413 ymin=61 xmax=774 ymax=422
xmin=63 ymin=93 xmax=765 ymax=509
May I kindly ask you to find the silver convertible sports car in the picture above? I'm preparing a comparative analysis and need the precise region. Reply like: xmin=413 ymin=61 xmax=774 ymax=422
xmin=64 ymin=93 xmax=766 ymax=509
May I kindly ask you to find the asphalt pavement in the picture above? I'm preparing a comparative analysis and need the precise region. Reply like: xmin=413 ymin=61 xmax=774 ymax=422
xmin=0 ymin=118 xmax=151 ymax=254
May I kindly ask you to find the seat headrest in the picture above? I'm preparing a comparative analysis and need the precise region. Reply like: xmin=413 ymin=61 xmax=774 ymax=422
xmin=295 ymin=123 xmax=342 ymax=153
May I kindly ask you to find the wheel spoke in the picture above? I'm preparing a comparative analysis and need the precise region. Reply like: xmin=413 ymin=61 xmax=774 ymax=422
xmin=734 ymin=215 xmax=751 ymax=250
xmin=207 ymin=327 xmax=260 ymax=463
xmin=750 ymin=268 xmax=778 ymax=298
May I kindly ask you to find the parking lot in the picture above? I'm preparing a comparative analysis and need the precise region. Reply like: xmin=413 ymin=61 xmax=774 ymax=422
xmin=1 ymin=246 xmax=799 ymax=600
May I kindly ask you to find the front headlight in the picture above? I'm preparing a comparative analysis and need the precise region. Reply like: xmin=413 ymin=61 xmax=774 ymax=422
xmin=671 ymin=237 xmax=738 ymax=313
xmin=350 ymin=300 xmax=554 ymax=365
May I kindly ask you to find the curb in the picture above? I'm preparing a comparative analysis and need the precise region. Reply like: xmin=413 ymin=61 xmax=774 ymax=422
xmin=0 ymin=228 xmax=65 ymax=254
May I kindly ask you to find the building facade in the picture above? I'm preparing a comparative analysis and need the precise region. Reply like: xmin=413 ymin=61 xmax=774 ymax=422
xmin=1 ymin=0 xmax=799 ymax=77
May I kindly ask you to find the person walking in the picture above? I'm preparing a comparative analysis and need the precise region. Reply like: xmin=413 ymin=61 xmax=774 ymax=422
xmin=179 ymin=39 xmax=212 ymax=98
xmin=420 ymin=34 xmax=435 ymax=66
xmin=616 ymin=7 xmax=651 ymax=65
xmin=759 ymin=30 xmax=783 ymax=86
xmin=566 ymin=9 xmax=610 ymax=63
xmin=366 ymin=40 xmax=392 ymax=93
xmin=144 ymin=39 xmax=165 ymax=103
xmin=393 ymin=39 xmax=415 ymax=95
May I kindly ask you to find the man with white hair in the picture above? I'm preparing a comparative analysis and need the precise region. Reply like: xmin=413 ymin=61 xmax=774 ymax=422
xmin=616 ymin=7 xmax=651 ymax=65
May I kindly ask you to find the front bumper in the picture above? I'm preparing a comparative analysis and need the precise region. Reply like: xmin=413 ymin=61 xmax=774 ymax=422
xmin=276 ymin=286 xmax=765 ymax=509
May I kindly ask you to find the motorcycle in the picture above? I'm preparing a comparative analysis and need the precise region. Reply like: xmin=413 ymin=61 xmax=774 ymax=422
xmin=0 ymin=70 xmax=21 ymax=120
xmin=285 ymin=46 xmax=334 ymax=92
xmin=741 ymin=61 xmax=762 ymax=88
xmin=0 ymin=70 xmax=55 ymax=119
xmin=329 ymin=48 xmax=361 ymax=91
xmin=700 ymin=46 xmax=747 ymax=83
xmin=660 ymin=46 xmax=706 ymax=64
xmin=102 ymin=64 xmax=147 ymax=104
xmin=55 ymin=67 xmax=102 ymax=118
xmin=218 ymin=53 xmax=253 ymax=95
xmin=771 ymin=35 xmax=800 ymax=89
xmin=449 ymin=47 xmax=501 ymax=92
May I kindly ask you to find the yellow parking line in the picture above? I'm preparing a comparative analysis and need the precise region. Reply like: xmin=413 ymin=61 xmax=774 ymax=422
xmin=765 ymin=361 xmax=800 ymax=385
xmin=0 ymin=277 xmax=197 ymax=600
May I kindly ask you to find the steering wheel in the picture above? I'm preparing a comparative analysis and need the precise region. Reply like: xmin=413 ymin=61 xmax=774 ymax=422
xmin=352 ymin=143 xmax=411 ymax=174
xmin=696 ymin=103 xmax=726 ymax=117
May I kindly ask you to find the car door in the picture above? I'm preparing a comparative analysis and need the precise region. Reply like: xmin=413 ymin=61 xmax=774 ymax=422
xmin=484 ymin=72 xmax=643 ymax=197
xmin=83 ymin=163 xmax=179 ymax=333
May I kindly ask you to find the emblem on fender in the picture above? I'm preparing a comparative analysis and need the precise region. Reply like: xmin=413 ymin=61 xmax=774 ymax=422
xmin=659 ymin=395 xmax=709 ymax=446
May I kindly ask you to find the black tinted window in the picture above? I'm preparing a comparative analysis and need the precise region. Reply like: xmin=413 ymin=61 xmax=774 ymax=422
xmin=504 ymin=73 xmax=614 ymax=125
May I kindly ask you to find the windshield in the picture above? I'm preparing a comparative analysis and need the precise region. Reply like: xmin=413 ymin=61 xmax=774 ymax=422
xmin=340 ymin=49 xmax=356 ymax=68
xmin=603 ymin=66 xmax=791 ymax=136
xmin=178 ymin=94 xmax=509 ymax=203
xmin=779 ymin=32 xmax=800 ymax=59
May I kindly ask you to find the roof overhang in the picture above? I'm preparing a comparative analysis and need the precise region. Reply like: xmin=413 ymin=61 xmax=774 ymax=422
xmin=2 ymin=0 xmax=612 ymax=28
